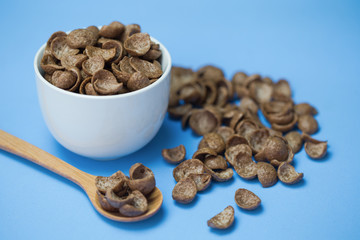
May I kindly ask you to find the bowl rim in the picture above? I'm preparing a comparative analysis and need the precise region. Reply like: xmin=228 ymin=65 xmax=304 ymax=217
xmin=34 ymin=35 xmax=172 ymax=100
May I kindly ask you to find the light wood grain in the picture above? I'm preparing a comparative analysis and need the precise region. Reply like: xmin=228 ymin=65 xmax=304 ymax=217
xmin=0 ymin=129 xmax=163 ymax=222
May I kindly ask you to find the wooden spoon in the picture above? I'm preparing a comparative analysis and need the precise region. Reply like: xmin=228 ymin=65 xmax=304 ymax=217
xmin=0 ymin=129 xmax=163 ymax=222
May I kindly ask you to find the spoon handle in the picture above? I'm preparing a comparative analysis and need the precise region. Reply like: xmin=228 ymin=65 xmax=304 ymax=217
xmin=0 ymin=129 xmax=93 ymax=187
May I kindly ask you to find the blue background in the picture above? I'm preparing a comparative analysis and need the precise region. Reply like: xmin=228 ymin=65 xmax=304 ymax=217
xmin=1 ymin=0 xmax=359 ymax=239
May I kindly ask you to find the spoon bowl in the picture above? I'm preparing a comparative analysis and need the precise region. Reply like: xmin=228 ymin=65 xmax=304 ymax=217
xmin=0 ymin=129 xmax=163 ymax=222
xmin=88 ymin=175 xmax=163 ymax=222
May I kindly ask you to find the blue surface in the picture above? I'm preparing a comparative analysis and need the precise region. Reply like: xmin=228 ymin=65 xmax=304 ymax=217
xmin=1 ymin=0 xmax=360 ymax=239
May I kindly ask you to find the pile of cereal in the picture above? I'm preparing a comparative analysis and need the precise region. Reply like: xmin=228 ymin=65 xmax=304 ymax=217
xmin=163 ymin=65 xmax=328 ymax=229
xmin=95 ymin=163 xmax=156 ymax=217
xmin=41 ymin=21 xmax=163 ymax=95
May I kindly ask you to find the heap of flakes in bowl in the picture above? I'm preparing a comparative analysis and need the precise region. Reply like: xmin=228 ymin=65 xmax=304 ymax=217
xmin=40 ymin=21 xmax=163 ymax=95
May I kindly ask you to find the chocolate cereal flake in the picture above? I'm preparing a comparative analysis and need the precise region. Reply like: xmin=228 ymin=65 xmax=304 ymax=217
xmin=247 ymin=128 xmax=270 ymax=154
xmin=226 ymin=134 xmax=249 ymax=149
xmin=256 ymin=162 xmax=277 ymax=188
xmin=51 ymin=36 xmax=79 ymax=60
xmin=172 ymin=177 xmax=197 ymax=204
xmin=232 ymin=72 xmax=247 ymax=88
xmin=119 ymin=190 xmax=148 ymax=217
xmin=192 ymin=148 xmax=217 ymax=161
xmin=249 ymin=81 xmax=273 ymax=104
xmin=102 ymin=40 xmax=124 ymax=64
xmin=52 ymin=67 xmax=81 ymax=92
xmin=142 ymin=48 xmax=162 ymax=61
xmin=119 ymin=56 xmax=136 ymax=74
xmin=40 ymin=54 xmax=64 ymax=74
xmin=235 ymin=120 xmax=258 ymax=139
xmin=67 ymin=28 xmax=97 ymax=49
xmin=79 ymin=77 xmax=98 ymax=95
xmin=294 ymin=103 xmax=318 ymax=116
xmin=277 ymin=162 xmax=304 ymax=184
xmin=162 ymin=144 xmax=186 ymax=164
xmin=255 ymin=136 xmax=294 ymax=166
xmin=120 ymin=24 xmax=141 ymax=42
xmin=232 ymin=152 xmax=257 ymax=180
xmin=189 ymin=108 xmax=220 ymax=135
xmin=273 ymin=79 xmax=292 ymax=100
xmin=128 ymin=163 xmax=156 ymax=195
xmin=86 ymin=26 xmax=99 ymax=38
xmin=207 ymin=206 xmax=234 ymax=229
xmin=111 ymin=62 xmax=131 ymax=84
xmin=99 ymin=21 xmax=125 ymax=39
xmin=96 ymin=190 xmax=118 ymax=212
xmin=198 ymin=133 xmax=226 ymax=154
xmin=235 ymin=188 xmax=261 ymax=210
xmin=129 ymin=57 xmax=163 ymax=79
xmin=61 ymin=54 xmax=88 ymax=70
xmin=188 ymin=173 xmax=212 ymax=191
xmin=216 ymin=126 xmax=235 ymax=143
xmin=92 ymin=69 xmax=123 ymax=95
xmin=105 ymin=181 xmax=132 ymax=209
xmin=85 ymin=46 xmax=117 ymax=62
xmin=204 ymin=155 xmax=228 ymax=170
xmin=95 ymin=170 xmax=127 ymax=194
xmin=239 ymin=97 xmax=258 ymax=114
xmin=168 ymin=104 xmax=192 ymax=119
xmin=181 ymin=109 xmax=193 ymax=129
xmin=271 ymin=114 xmax=298 ymax=132
xmin=204 ymin=166 xmax=233 ymax=182
xmin=46 ymin=31 xmax=67 ymax=47
xmin=225 ymin=144 xmax=252 ymax=166
xmin=173 ymin=159 xmax=205 ymax=182
xmin=124 ymin=33 xmax=151 ymax=56
xmin=127 ymin=72 xmax=150 ymax=91
xmin=228 ymin=111 xmax=245 ymax=130
xmin=197 ymin=65 xmax=224 ymax=82
xmin=82 ymin=56 xmax=105 ymax=76
xmin=302 ymin=133 xmax=328 ymax=159
xmin=284 ymin=131 xmax=303 ymax=153
xmin=298 ymin=114 xmax=319 ymax=135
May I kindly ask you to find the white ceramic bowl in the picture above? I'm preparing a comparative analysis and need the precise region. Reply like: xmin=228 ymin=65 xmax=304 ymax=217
xmin=34 ymin=36 xmax=171 ymax=160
